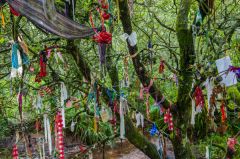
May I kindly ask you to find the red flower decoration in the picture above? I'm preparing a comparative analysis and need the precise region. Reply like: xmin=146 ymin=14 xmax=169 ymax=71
xmin=93 ymin=31 xmax=112 ymax=44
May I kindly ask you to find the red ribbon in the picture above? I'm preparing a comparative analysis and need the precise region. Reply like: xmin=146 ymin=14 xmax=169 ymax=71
xmin=12 ymin=144 xmax=18 ymax=159
xmin=194 ymin=86 xmax=204 ymax=108
xmin=159 ymin=60 xmax=165 ymax=73
xmin=221 ymin=101 xmax=227 ymax=122
xmin=9 ymin=6 xmax=20 ymax=16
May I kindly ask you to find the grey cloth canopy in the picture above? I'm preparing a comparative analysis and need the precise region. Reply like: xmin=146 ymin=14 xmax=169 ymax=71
xmin=6 ymin=0 xmax=95 ymax=39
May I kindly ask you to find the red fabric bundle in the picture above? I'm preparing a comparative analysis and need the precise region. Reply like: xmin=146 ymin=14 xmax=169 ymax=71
xmin=159 ymin=60 xmax=165 ymax=73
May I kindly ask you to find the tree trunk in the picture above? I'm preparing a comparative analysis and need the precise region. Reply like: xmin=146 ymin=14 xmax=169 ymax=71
xmin=173 ymin=0 xmax=195 ymax=158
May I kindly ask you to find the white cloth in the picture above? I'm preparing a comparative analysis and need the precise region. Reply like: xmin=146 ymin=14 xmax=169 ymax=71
xmin=121 ymin=32 xmax=137 ymax=47
xmin=61 ymin=82 xmax=68 ymax=127
xmin=204 ymin=78 xmax=214 ymax=111
xmin=70 ymin=119 xmax=76 ymax=132
xmin=44 ymin=114 xmax=52 ymax=155
xmin=136 ymin=112 xmax=144 ymax=128
xmin=216 ymin=56 xmax=237 ymax=87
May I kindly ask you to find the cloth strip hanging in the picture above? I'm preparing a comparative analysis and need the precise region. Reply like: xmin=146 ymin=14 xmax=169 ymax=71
xmin=6 ymin=0 xmax=95 ymax=39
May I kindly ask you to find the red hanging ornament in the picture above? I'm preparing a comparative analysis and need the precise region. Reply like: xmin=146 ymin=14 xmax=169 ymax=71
xmin=164 ymin=108 xmax=174 ymax=131
xmin=9 ymin=6 xmax=20 ymax=16
xmin=221 ymin=101 xmax=227 ymax=123
xmin=55 ymin=112 xmax=64 ymax=159
xmin=12 ymin=144 xmax=19 ymax=159
xmin=159 ymin=60 xmax=165 ymax=73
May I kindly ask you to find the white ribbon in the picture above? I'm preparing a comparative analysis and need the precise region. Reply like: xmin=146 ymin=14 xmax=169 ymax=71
xmin=136 ymin=112 xmax=144 ymax=128
xmin=121 ymin=32 xmax=137 ymax=47
xmin=44 ymin=114 xmax=52 ymax=155
xmin=61 ymin=82 xmax=68 ymax=128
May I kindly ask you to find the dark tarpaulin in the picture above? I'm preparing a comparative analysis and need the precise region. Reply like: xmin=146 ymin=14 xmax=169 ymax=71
xmin=6 ymin=0 xmax=95 ymax=39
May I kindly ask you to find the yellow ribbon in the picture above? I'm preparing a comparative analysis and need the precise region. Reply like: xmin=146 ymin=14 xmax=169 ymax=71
xmin=0 ymin=8 xmax=5 ymax=28
xmin=94 ymin=117 xmax=98 ymax=132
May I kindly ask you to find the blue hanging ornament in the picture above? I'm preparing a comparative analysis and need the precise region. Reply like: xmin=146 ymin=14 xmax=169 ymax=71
xmin=149 ymin=123 xmax=159 ymax=136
